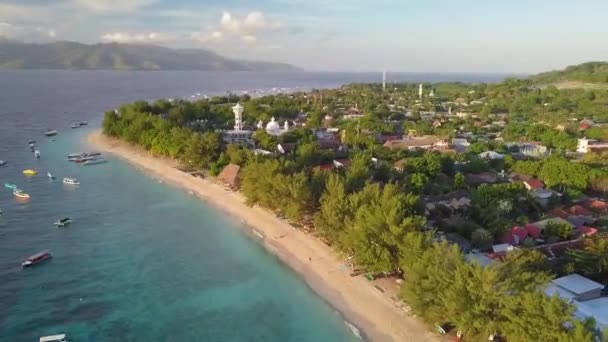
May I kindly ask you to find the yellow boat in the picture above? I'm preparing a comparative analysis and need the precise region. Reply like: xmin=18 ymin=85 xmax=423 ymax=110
xmin=22 ymin=169 xmax=37 ymax=176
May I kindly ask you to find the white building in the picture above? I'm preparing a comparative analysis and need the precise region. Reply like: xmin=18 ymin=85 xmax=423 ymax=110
xmin=264 ymin=117 xmax=290 ymax=136
xmin=577 ymin=137 xmax=608 ymax=153
xmin=222 ymin=103 xmax=254 ymax=147
xmin=545 ymin=274 xmax=608 ymax=330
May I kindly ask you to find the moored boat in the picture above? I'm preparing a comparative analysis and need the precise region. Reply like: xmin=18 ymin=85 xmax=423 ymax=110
xmin=63 ymin=177 xmax=80 ymax=185
xmin=79 ymin=121 xmax=88 ymax=126
xmin=22 ymin=169 xmax=37 ymax=176
xmin=71 ymin=123 xmax=80 ymax=129
xmin=44 ymin=130 xmax=58 ymax=137
xmin=13 ymin=189 xmax=31 ymax=199
xmin=22 ymin=251 xmax=52 ymax=268
xmin=39 ymin=334 xmax=67 ymax=342
xmin=47 ymin=171 xmax=55 ymax=179
xmin=28 ymin=140 xmax=36 ymax=145
xmin=35 ymin=150 xmax=41 ymax=159
xmin=0 ymin=160 xmax=6 ymax=166
xmin=4 ymin=183 xmax=17 ymax=190
xmin=54 ymin=217 xmax=72 ymax=227
xmin=83 ymin=158 xmax=106 ymax=165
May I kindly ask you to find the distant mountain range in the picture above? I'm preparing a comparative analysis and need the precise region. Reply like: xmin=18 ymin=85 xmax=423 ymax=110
xmin=0 ymin=39 xmax=299 ymax=71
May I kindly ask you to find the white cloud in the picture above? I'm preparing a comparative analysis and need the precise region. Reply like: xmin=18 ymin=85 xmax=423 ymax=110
xmin=219 ymin=11 xmax=282 ymax=35
xmin=100 ymin=32 xmax=167 ymax=43
xmin=0 ymin=21 xmax=58 ymax=42
xmin=242 ymin=35 xmax=257 ymax=44
xmin=190 ymin=31 xmax=223 ymax=43
xmin=71 ymin=0 xmax=158 ymax=13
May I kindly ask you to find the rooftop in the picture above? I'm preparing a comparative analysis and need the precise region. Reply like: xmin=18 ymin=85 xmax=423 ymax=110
xmin=551 ymin=273 xmax=604 ymax=295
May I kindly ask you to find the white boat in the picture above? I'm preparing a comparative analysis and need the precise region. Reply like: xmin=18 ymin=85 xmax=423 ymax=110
xmin=35 ymin=150 xmax=41 ymax=159
xmin=47 ymin=171 xmax=55 ymax=179
xmin=62 ymin=177 xmax=80 ymax=185
xmin=54 ymin=218 xmax=72 ymax=227
xmin=0 ymin=160 xmax=6 ymax=166
xmin=40 ymin=334 xmax=67 ymax=342
xmin=71 ymin=124 xmax=80 ymax=129
xmin=44 ymin=130 xmax=58 ymax=137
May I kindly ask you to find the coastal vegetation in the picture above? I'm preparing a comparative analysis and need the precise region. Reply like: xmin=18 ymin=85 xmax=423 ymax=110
xmin=103 ymin=62 xmax=608 ymax=341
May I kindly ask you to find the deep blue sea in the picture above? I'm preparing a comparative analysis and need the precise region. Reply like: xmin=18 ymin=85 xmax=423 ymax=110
xmin=0 ymin=70 xmax=507 ymax=341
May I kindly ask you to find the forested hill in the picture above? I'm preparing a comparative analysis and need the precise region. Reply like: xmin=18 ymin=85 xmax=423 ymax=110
xmin=0 ymin=39 xmax=299 ymax=71
xmin=531 ymin=62 xmax=608 ymax=85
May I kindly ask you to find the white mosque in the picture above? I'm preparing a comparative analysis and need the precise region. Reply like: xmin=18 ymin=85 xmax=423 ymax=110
xmin=257 ymin=117 xmax=291 ymax=136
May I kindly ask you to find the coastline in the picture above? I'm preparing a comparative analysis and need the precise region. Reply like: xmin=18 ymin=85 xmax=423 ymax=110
xmin=87 ymin=130 xmax=438 ymax=342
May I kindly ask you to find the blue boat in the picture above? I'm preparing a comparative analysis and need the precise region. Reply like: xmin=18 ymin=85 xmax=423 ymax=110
xmin=4 ymin=183 xmax=17 ymax=190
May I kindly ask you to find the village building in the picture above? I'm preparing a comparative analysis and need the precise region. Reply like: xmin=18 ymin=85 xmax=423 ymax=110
xmin=545 ymin=274 xmax=608 ymax=330
xmin=217 ymin=163 xmax=241 ymax=190
xmin=222 ymin=103 xmax=254 ymax=148
xmin=383 ymin=135 xmax=448 ymax=151
xmin=577 ymin=137 xmax=608 ymax=153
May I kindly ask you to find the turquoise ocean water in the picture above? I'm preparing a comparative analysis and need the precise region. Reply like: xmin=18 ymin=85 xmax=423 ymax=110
xmin=0 ymin=71 xmax=501 ymax=341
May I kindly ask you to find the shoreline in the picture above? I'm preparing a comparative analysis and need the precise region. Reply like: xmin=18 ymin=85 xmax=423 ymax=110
xmin=86 ymin=130 xmax=438 ymax=342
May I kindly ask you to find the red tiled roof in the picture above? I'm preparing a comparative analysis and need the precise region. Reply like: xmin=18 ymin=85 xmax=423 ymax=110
xmin=524 ymin=178 xmax=544 ymax=190
xmin=583 ymin=199 xmax=608 ymax=211
xmin=567 ymin=205 xmax=592 ymax=217
xmin=524 ymin=224 xmax=541 ymax=238
xmin=576 ymin=226 xmax=598 ymax=236
xmin=501 ymin=226 xmax=529 ymax=245
xmin=548 ymin=208 xmax=569 ymax=219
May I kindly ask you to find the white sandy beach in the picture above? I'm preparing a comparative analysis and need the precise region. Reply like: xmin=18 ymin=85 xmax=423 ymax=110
xmin=87 ymin=131 xmax=438 ymax=342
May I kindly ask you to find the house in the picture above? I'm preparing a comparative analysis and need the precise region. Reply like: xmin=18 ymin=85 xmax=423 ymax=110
xmin=423 ymin=190 xmax=471 ymax=212
xmin=383 ymin=135 xmax=447 ymax=151
xmin=217 ymin=163 xmax=241 ymax=189
xmin=576 ymin=226 xmax=598 ymax=237
xmin=501 ymin=226 xmax=529 ymax=245
xmin=478 ymin=151 xmax=505 ymax=160
xmin=545 ymin=274 xmax=608 ymax=330
xmin=465 ymin=172 xmax=498 ymax=186
xmin=452 ymin=138 xmax=470 ymax=152
xmin=523 ymin=178 xmax=544 ymax=191
xmin=577 ymin=137 xmax=608 ymax=153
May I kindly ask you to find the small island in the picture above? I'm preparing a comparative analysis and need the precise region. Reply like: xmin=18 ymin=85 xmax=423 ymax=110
xmin=93 ymin=62 xmax=608 ymax=341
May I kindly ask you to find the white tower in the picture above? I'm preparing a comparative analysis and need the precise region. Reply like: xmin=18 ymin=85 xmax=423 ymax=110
xmin=382 ymin=70 xmax=387 ymax=91
xmin=418 ymin=84 xmax=423 ymax=99
xmin=232 ymin=103 xmax=244 ymax=132
xmin=284 ymin=120 xmax=289 ymax=131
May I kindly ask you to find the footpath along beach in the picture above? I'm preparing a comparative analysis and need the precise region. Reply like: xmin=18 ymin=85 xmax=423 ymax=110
xmin=87 ymin=130 xmax=438 ymax=342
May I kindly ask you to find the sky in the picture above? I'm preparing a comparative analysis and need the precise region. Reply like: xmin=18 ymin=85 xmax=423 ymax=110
xmin=0 ymin=0 xmax=607 ymax=73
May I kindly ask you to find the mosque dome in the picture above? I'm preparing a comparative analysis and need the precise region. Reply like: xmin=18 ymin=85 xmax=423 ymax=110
xmin=266 ymin=117 xmax=281 ymax=134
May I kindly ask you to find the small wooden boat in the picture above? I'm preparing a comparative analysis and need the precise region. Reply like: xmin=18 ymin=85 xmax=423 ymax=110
xmin=54 ymin=218 xmax=72 ymax=227
xmin=4 ymin=183 xmax=17 ymax=190
xmin=13 ymin=189 xmax=31 ymax=199
xmin=44 ymin=130 xmax=58 ymax=137
xmin=22 ymin=251 xmax=52 ymax=268
xmin=79 ymin=121 xmax=88 ymax=126
xmin=63 ymin=177 xmax=80 ymax=185
xmin=39 ymin=334 xmax=67 ymax=342
xmin=23 ymin=169 xmax=37 ymax=176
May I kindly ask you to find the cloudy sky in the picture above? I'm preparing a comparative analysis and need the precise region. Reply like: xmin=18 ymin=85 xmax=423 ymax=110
xmin=0 ymin=0 xmax=607 ymax=72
